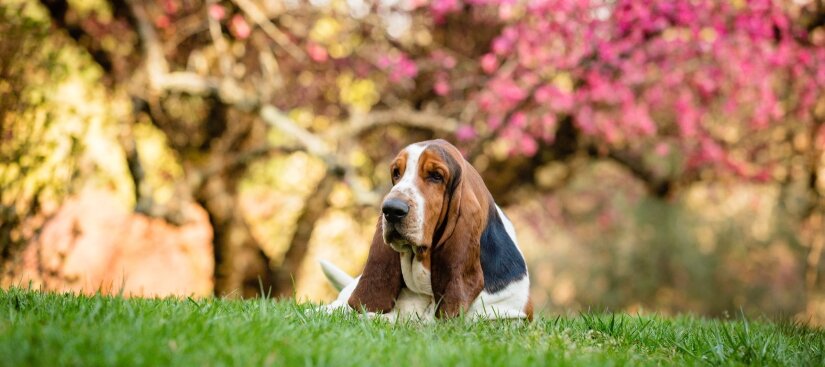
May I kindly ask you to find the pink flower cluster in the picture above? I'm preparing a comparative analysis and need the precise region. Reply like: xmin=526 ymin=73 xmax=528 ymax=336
xmin=429 ymin=0 xmax=825 ymax=175
xmin=377 ymin=53 xmax=419 ymax=83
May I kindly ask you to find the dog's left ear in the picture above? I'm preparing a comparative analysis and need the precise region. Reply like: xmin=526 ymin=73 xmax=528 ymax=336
xmin=348 ymin=219 xmax=403 ymax=313
xmin=430 ymin=155 xmax=486 ymax=318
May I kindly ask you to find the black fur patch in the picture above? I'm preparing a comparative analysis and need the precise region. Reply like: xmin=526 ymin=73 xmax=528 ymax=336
xmin=480 ymin=203 xmax=527 ymax=293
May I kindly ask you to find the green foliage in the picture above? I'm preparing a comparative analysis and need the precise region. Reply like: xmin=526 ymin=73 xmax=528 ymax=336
xmin=1 ymin=288 xmax=824 ymax=366
xmin=0 ymin=1 xmax=98 ymax=262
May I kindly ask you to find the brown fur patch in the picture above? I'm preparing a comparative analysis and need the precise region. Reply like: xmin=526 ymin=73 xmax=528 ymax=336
xmin=389 ymin=151 xmax=408 ymax=185
xmin=424 ymin=140 xmax=490 ymax=318
xmin=524 ymin=295 xmax=534 ymax=321
xmin=348 ymin=219 xmax=403 ymax=313
xmin=416 ymin=147 xmax=453 ymax=247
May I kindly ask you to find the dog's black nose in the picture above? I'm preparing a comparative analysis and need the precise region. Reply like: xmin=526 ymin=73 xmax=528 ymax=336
xmin=382 ymin=199 xmax=409 ymax=223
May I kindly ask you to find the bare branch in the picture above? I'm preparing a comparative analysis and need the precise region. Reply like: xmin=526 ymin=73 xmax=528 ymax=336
xmin=206 ymin=0 xmax=233 ymax=76
xmin=154 ymin=72 xmax=220 ymax=95
xmin=343 ymin=172 xmax=382 ymax=207
xmin=273 ymin=172 xmax=337 ymax=297
xmin=126 ymin=0 xmax=169 ymax=90
xmin=345 ymin=108 xmax=459 ymax=137
xmin=593 ymin=146 xmax=673 ymax=198
xmin=143 ymin=70 xmax=258 ymax=111
xmin=198 ymin=143 xmax=303 ymax=182
xmin=259 ymin=106 xmax=332 ymax=158
xmin=230 ymin=0 xmax=306 ymax=61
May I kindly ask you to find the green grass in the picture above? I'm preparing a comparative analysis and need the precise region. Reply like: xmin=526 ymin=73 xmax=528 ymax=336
xmin=1 ymin=288 xmax=824 ymax=366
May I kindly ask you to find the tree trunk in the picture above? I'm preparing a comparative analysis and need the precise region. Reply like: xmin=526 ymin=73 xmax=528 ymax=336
xmin=194 ymin=173 xmax=275 ymax=298
xmin=272 ymin=171 xmax=338 ymax=297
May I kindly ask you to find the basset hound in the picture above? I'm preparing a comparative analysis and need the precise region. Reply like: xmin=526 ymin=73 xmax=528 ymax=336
xmin=321 ymin=139 xmax=531 ymax=321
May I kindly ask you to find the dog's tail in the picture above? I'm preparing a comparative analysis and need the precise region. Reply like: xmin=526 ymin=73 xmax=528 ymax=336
xmin=318 ymin=258 xmax=354 ymax=291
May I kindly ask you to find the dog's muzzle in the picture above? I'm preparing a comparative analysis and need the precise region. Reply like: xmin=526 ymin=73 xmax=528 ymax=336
xmin=382 ymin=198 xmax=409 ymax=223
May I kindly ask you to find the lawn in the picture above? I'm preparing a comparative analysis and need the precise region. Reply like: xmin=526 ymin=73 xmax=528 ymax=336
xmin=1 ymin=288 xmax=823 ymax=366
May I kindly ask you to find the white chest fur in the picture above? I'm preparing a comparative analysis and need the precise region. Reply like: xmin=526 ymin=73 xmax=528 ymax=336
xmin=399 ymin=251 xmax=432 ymax=295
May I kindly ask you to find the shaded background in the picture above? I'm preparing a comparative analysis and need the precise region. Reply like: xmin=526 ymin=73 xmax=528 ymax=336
xmin=2 ymin=0 xmax=825 ymax=323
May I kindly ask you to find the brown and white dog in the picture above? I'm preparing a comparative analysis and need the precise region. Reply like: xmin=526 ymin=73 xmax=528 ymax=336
xmin=321 ymin=139 xmax=531 ymax=321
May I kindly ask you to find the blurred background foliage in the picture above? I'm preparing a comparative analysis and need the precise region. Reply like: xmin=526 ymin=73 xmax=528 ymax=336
xmin=2 ymin=0 xmax=825 ymax=323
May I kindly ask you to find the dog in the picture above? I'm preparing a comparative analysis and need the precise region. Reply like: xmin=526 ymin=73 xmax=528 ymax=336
xmin=321 ymin=139 xmax=531 ymax=321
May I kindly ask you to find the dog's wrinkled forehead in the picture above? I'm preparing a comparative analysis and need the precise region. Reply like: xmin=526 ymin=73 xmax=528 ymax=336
xmin=427 ymin=141 xmax=463 ymax=193
xmin=392 ymin=139 xmax=463 ymax=180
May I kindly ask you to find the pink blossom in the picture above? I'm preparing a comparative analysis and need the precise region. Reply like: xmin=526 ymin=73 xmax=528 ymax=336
xmin=654 ymin=142 xmax=670 ymax=157
xmin=497 ymin=80 xmax=526 ymax=103
xmin=380 ymin=53 xmax=419 ymax=82
xmin=700 ymin=139 xmax=724 ymax=163
xmin=551 ymin=92 xmax=574 ymax=113
xmin=487 ymin=115 xmax=503 ymax=130
xmin=510 ymin=112 xmax=527 ymax=128
xmin=534 ymin=86 xmax=553 ymax=104
xmin=725 ymin=158 xmax=748 ymax=177
xmin=622 ymin=102 xmax=656 ymax=136
xmin=520 ymin=135 xmax=538 ymax=156
xmin=230 ymin=15 xmax=251 ymax=40
xmin=540 ymin=114 xmax=557 ymax=142
xmin=155 ymin=15 xmax=171 ymax=29
xmin=575 ymin=106 xmax=597 ymax=136
xmin=434 ymin=78 xmax=450 ymax=96
xmin=208 ymin=4 xmax=226 ymax=21
xmin=376 ymin=56 xmax=391 ymax=69
xmin=753 ymin=168 xmax=773 ymax=183
xmin=675 ymin=93 xmax=698 ymax=137
xmin=430 ymin=0 xmax=461 ymax=21
xmin=396 ymin=59 xmax=418 ymax=79
xmin=480 ymin=53 xmax=498 ymax=74
xmin=431 ymin=51 xmax=457 ymax=69
xmin=415 ymin=0 xmax=824 ymax=167
xmin=491 ymin=38 xmax=509 ymax=55
xmin=541 ymin=114 xmax=556 ymax=128
xmin=499 ymin=3 xmax=515 ymax=20
xmin=163 ymin=0 xmax=179 ymax=15
xmin=306 ymin=42 xmax=328 ymax=63
xmin=456 ymin=125 xmax=477 ymax=141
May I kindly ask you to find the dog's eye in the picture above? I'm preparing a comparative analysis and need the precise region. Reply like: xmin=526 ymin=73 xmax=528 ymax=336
xmin=427 ymin=171 xmax=444 ymax=183
xmin=392 ymin=168 xmax=401 ymax=181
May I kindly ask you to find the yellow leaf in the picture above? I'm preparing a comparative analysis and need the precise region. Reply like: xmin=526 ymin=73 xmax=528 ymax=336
xmin=288 ymin=108 xmax=314 ymax=128
xmin=337 ymin=74 xmax=378 ymax=113
xmin=310 ymin=17 xmax=340 ymax=44
xmin=328 ymin=182 xmax=354 ymax=209
xmin=329 ymin=43 xmax=351 ymax=59
xmin=349 ymin=150 xmax=368 ymax=168
xmin=552 ymin=72 xmax=574 ymax=93
xmin=313 ymin=115 xmax=331 ymax=131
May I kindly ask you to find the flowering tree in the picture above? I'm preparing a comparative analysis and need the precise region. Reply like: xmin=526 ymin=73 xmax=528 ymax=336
xmin=33 ymin=0 xmax=825 ymax=297
xmin=421 ymin=0 xmax=825 ymax=297
xmin=417 ymin=0 xmax=825 ymax=193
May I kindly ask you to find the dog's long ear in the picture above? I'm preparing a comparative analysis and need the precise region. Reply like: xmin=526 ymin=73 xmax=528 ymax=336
xmin=430 ymin=157 xmax=486 ymax=318
xmin=348 ymin=219 xmax=402 ymax=313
